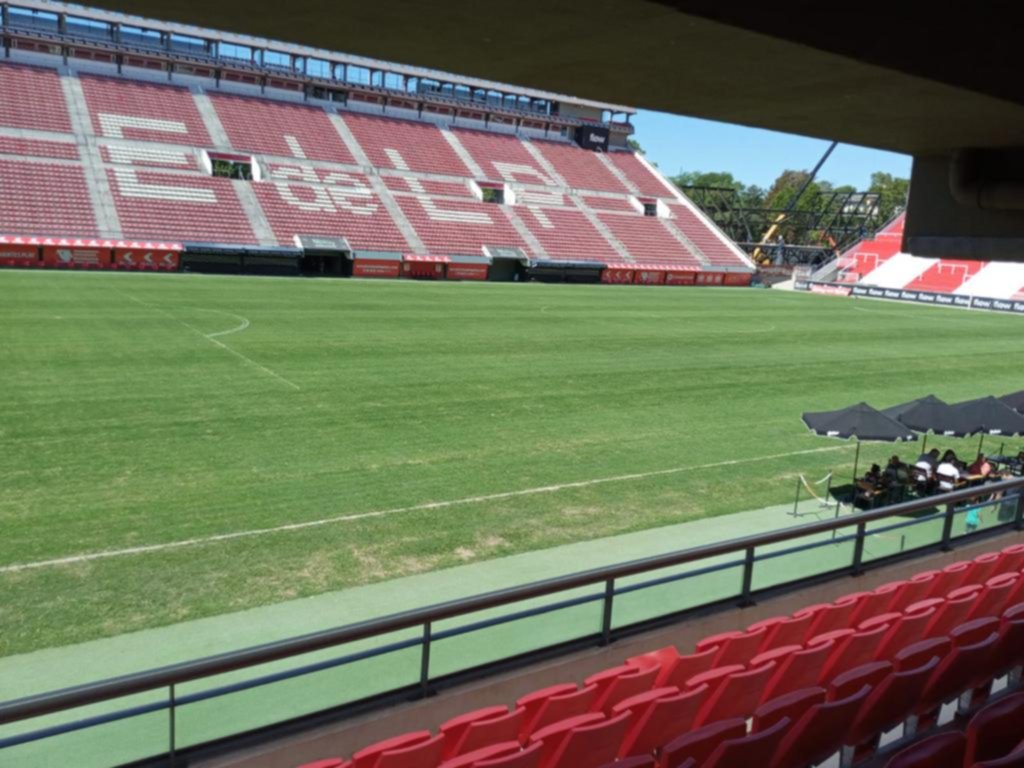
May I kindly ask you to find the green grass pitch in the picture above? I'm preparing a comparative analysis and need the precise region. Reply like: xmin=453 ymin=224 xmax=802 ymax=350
xmin=2 ymin=270 xmax=1023 ymax=658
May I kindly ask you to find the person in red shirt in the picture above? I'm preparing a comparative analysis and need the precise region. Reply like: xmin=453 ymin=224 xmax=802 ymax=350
xmin=969 ymin=453 xmax=993 ymax=477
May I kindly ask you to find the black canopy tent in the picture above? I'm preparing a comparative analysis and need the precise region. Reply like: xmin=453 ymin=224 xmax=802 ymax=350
xmin=999 ymin=391 xmax=1024 ymax=415
xmin=943 ymin=396 xmax=1024 ymax=453
xmin=802 ymin=402 xmax=918 ymax=503
xmin=882 ymin=395 xmax=950 ymax=453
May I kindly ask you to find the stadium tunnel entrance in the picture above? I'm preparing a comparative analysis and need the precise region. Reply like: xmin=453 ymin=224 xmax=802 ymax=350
xmin=296 ymin=236 xmax=352 ymax=278
xmin=299 ymin=253 xmax=349 ymax=277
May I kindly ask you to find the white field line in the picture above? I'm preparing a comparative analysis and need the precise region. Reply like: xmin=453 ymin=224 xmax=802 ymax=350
xmin=204 ymin=310 xmax=251 ymax=338
xmin=125 ymin=295 xmax=299 ymax=391
xmin=1 ymin=444 xmax=853 ymax=574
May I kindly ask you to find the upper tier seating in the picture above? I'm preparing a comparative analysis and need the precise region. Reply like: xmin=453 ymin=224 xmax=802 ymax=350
xmin=297 ymin=542 xmax=1024 ymax=768
xmin=0 ymin=60 xmax=748 ymax=271
xmin=533 ymin=140 xmax=631 ymax=195
xmin=0 ymin=62 xmax=72 ymax=133
xmin=0 ymin=160 xmax=98 ymax=236
xmin=451 ymin=128 xmax=556 ymax=186
xmin=80 ymin=73 xmax=211 ymax=146
xmin=607 ymin=152 xmax=672 ymax=198
xmin=343 ymin=113 xmax=470 ymax=176
xmin=210 ymin=93 xmax=356 ymax=164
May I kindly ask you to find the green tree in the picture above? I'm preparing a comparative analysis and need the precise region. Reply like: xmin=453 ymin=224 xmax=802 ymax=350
xmin=868 ymin=172 xmax=910 ymax=224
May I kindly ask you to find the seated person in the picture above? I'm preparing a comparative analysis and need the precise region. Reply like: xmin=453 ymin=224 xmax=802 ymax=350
xmin=936 ymin=455 xmax=962 ymax=491
xmin=937 ymin=448 xmax=962 ymax=473
xmin=915 ymin=449 xmax=940 ymax=483
xmin=863 ymin=463 xmax=883 ymax=486
xmin=883 ymin=455 xmax=910 ymax=485
xmin=916 ymin=448 xmax=940 ymax=469
xmin=969 ymin=453 xmax=993 ymax=477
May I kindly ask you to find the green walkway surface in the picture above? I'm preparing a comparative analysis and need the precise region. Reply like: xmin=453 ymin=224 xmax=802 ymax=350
xmin=2 ymin=491 xmax=998 ymax=768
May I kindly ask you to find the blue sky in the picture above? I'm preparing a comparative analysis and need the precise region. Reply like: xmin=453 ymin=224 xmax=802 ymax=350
xmin=632 ymin=110 xmax=912 ymax=191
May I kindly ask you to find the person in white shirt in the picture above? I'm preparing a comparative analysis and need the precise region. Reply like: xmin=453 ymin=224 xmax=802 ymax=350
xmin=936 ymin=458 xmax=962 ymax=492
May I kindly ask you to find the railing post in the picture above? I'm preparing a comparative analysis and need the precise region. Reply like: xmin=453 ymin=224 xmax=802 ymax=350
xmin=168 ymin=684 xmax=176 ymax=768
xmin=600 ymin=578 xmax=615 ymax=646
xmin=852 ymin=522 xmax=867 ymax=575
xmin=1015 ymin=491 xmax=1024 ymax=532
xmin=740 ymin=546 xmax=756 ymax=607
xmin=419 ymin=622 xmax=432 ymax=699
xmin=941 ymin=502 xmax=957 ymax=552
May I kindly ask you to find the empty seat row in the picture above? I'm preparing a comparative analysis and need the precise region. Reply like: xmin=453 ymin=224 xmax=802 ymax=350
xmin=298 ymin=542 xmax=1024 ymax=768
xmin=885 ymin=691 xmax=1024 ymax=767
xmin=300 ymin=601 xmax=1024 ymax=767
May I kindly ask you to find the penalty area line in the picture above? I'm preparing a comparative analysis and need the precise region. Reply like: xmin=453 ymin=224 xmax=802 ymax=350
xmin=0 ymin=444 xmax=853 ymax=574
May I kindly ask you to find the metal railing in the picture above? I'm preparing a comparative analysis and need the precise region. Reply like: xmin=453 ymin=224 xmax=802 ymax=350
xmin=2 ymin=476 xmax=1023 ymax=766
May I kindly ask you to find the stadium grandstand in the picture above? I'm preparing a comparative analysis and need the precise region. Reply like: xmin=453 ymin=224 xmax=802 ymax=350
xmin=795 ymin=214 xmax=1024 ymax=312
xmin=0 ymin=0 xmax=752 ymax=285
xmin=4 ymin=2 xmax=1024 ymax=768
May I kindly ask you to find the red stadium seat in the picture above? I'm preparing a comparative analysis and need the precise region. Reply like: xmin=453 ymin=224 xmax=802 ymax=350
xmin=441 ymin=706 xmax=526 ymax=758
xmin=889 ymin=571 xmax=939 ymax=612
xmin=916 ymin=620 xmax=1001 ymax=726
xmin=1000 ymin=543 xmax=1024 ymax=573
xmin=815 ymin=623 xmax=890 ymax=682
xmin=974 ymin=744 xmax=1024 ymax=768
xmin=475 ymin=742 xmax=542 ymax=768
xmin=597 ymin=757 xmax=655 ymax=768
xmin=842 ymin=656 xmax=941 ymax=762
xmin=376 ymin=734 xmax=445 ymax=768
xmin=884 ymin=732 xmax=966 ymax=768
xmin=849 ymin=584 xmax=902 ymax=626
xmin=857 ymin=610 xmax=902 ymax=635
xmin=760 ymin=640 xmax=833 ymax=701
xmin=517 ymin=685 xmax=597 ymax=740
xmin=441 ymin=744 xmax=522 ymax=768
xmin=965 ymin=692 xmax=1024 ymax=765
xmin=585 ymin=664 xmax=659 ymax=714
xmin=694 ymin=662 xmax=777 ymax=726
xmin=697 ymin=626 xmax=767 ymax=667
xmin=993 ymin=603 xmax=1024 ymax=676
xmin=685 ymin=665 xmax=744 ymax=697
xmin=971 ymin=574 xmax=1022 ymax=620
xmin=353 ymin=733 xmax=435 ymax=768
xmin=829 ymin=660 xmax=892 ymax=700
xmin=614 ymin=685 xmax=708 ymax=758
xmin=768 ymin=684 xmax=871 ymax=768
xmin=875 ymin=605 xmax=939 ymax=660
xmin=937 ymin=561 xmax=975 ymax=593
xmin=748 ymin=613 xmax=815 ymax=651
xmin=892 ymin=636 xmax=952 ymax=672
xmin=797 ymin=594 xmax=861 ymax=638
xmin=659 ymin=718 xmax=747 ymax=768
xmin=972 ymin=552 xmax=1006 ymax=585
xmin=751 ymin=686 xmax=826 ymax=731
xmin=530 ymin=711 xmax=630 ymax=768
xmin=923 ymin=589 xmax=983 ymax=638
xmin=628 ymin=646 xmax=717 ymax=689
xmin=702 ymin=716 xmax=791 ymax=768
